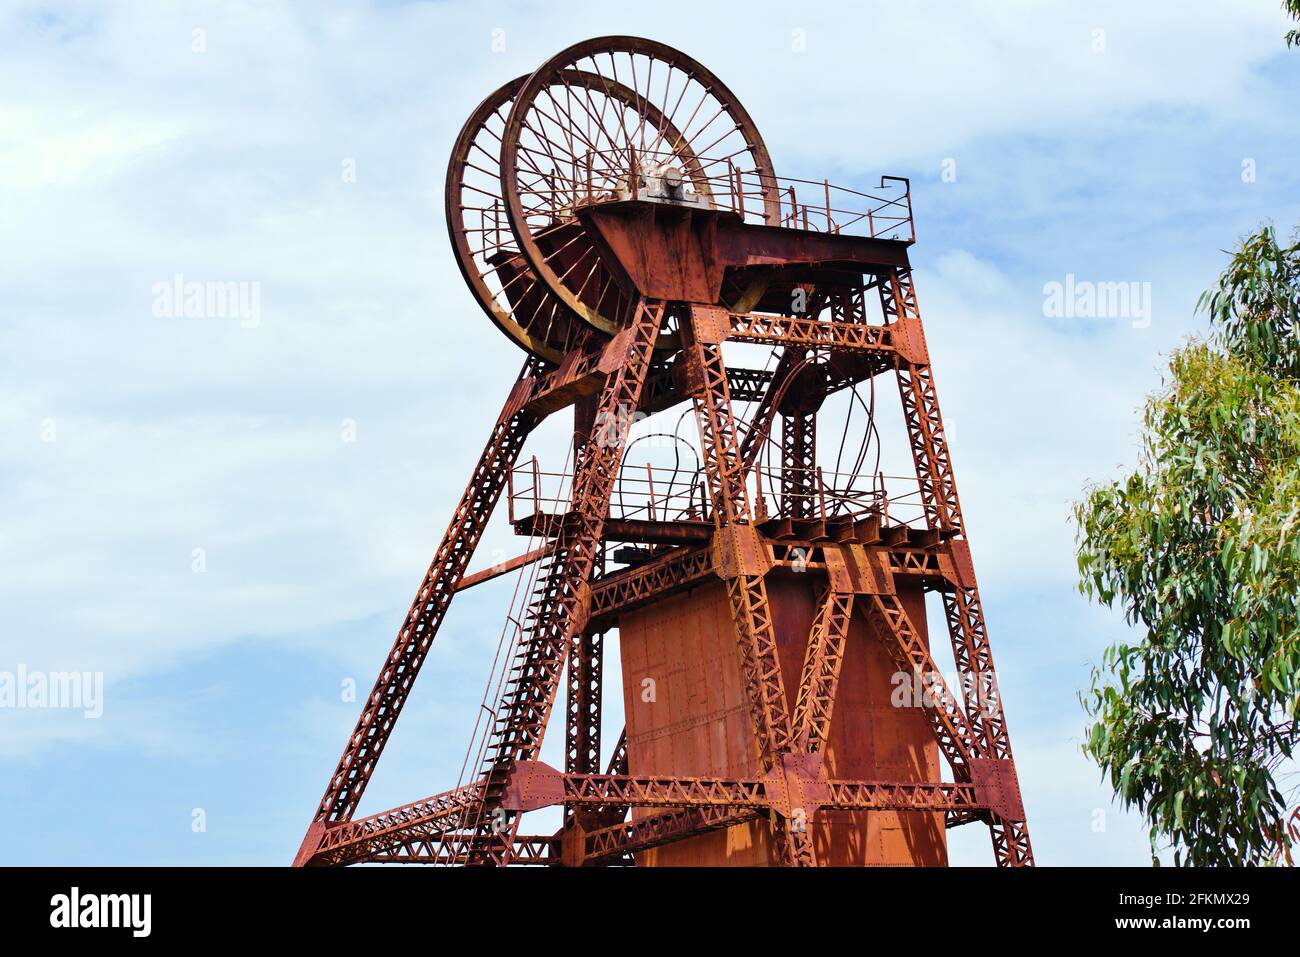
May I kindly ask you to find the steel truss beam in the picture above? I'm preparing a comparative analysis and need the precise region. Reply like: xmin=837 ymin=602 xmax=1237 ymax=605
xmin=564 ymin=402 xmax=605 ymax=830
xmin=295 ymin=358 xmax=548 ymax=864
xmin=605 ymin=728 xmax=628 ymax=776
xmin=642 ymin=362 xmax=775 ymax=416
xmin=864 ymin=593 xmax=980 ymax=773
xmin=780 ymin=406 xmax=817 ymax=518
xmin=727 ymin=311 xmax=920 ymax=358
xmin=683 ymin=313 xmax=791 ymax=768
xmin=298 ymin=257 xmax=1033 ymax=870
xmin=368 ymin=834 xmax=558 ymax=865
xmin=792 ymin=586 xmax=854 ymax=754
xmin=302 ymin=761 xmax=986 ymax=866
xmin=305 ymin=783 xmax=484 ymax=866
xmin=878 ymin=266 xmax=1033 ymax=866
xmin=583 ymin=807 xmax=761 ymax=865
xmin=564 ymin=627 xmax=603 ymax=828
xmin=739 ymin=346 xmax=804 ymax=472
xmin=443 ymin=297 xmax=668 ymax=865
xmin=502 ymin=764 xmax=982 ymax=815
xmin=683 ymin=305 xmax=814 ymax=866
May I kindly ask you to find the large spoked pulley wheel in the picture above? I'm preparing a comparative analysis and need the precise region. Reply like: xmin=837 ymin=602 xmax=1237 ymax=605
xmin=499 ymin=36 xmax=782 ymax=349
xmin=446 ymin=75 xmax=588 ymax=364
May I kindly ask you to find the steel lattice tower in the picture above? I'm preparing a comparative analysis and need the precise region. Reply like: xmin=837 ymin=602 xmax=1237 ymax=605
xmin=294 ymin=36 xmax=1032 ymax=868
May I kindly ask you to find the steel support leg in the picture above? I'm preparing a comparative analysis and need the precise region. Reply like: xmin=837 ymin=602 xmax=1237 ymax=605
xmin=294 ymin=357 xmax=546 ymax=865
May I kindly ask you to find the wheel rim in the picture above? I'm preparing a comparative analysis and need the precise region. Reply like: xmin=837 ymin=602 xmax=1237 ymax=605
xmin=446 ymin=75 xmax=591 ymax=364
xmin=500 ymin=36 xmax=781 ymax=345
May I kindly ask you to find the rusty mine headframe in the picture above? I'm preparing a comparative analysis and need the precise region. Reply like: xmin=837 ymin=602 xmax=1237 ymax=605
xmin=294 ymin=36 xmax=1032 ymax=867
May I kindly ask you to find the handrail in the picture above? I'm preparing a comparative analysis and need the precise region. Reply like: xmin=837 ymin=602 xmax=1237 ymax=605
xmin=503 ymin=462 xmax=929 ymax=528
xmin=519 ymin=147 xmax=914 ymax=243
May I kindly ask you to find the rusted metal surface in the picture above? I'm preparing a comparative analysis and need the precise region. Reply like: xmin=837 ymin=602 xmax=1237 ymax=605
xmin=454 ymin=544 xmax=553 ymax=592
xmin=514 ymin=513 xmax=712 ymax=546
xmin=618 ymin=573 xmax=947 ymax=865
xmin=294 ymin=35 xmax=1031 ymax=868
xmin=497 ymin=36 xmax=780 ymax=346
xmin=294 ymin=356 xmax=545 ymax=855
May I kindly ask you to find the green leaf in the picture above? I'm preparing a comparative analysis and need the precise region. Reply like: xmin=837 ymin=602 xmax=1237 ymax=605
xmin=1073 ymin=224 xmax=1300 ymax=866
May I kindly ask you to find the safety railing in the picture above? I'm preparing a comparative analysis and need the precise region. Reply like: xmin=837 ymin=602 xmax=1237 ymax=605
xmin=506 ymin=459 xmax=927 ymax=529
xmin=517 ymin=147 xmax=914 ymax=244
xmin=730 ymin=169 xmax=913 ymax=243
xmin=507 ymin=457 xmax=710 ymax=527
xmin=759 ymin=466 xmax=928 ymax=527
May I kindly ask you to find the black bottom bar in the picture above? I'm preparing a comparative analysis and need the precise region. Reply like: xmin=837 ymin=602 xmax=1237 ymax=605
xmin=1 ymin=865 xmax=1277 ymax=942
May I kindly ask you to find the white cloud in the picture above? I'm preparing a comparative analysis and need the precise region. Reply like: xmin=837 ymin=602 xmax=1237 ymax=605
xmin=1 ymin=0 xmax=1296 ymax=862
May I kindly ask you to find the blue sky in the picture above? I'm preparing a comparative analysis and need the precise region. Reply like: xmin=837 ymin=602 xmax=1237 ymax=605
xmin=2 ymin=0 xmax=1298 ymax=866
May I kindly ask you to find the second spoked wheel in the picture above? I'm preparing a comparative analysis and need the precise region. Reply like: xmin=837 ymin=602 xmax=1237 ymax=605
xmin=498 ymin=36 xmax=782 ymax=352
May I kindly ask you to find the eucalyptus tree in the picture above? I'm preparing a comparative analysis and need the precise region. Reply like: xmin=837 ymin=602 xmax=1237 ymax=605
xmin=1076 ymin=227 xmax=1300 ymax=864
